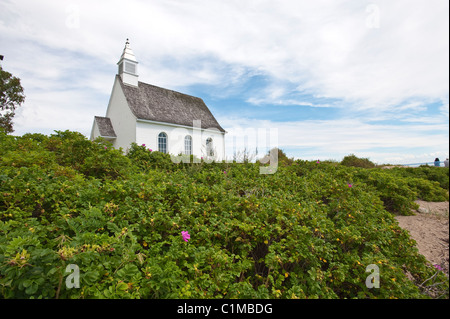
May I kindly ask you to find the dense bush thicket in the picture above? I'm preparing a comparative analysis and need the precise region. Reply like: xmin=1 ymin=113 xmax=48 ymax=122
xmin=340 ymin=154 xmax=376 ymax=169
xmin=0 ymin=130 xmax=448 ymax=299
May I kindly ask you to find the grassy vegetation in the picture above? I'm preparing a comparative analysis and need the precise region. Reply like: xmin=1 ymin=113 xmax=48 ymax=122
xmin=0 ymin=130 xmax=448 ymax=299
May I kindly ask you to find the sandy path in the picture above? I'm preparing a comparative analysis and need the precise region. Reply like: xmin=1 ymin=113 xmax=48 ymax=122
xmin=395 ymin=201 xmax=449 ymax=277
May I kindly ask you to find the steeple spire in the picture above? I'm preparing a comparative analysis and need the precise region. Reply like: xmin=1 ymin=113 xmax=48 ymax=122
xmin=117 ymin=38 xmax=139 ymax=87
xmin=120 ymin=38 xmax=137 ymax=63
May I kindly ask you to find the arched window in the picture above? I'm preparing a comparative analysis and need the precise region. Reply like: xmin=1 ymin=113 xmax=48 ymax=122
xmin=206 ymin=138 xmax=214 ymax=156
xmin=158 ymin=132 xmax=168 ymax=154
xmin=185 ymin=135 xmax=192 ymax=155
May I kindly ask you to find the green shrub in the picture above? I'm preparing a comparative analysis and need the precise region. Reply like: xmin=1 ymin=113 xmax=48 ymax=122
xmin=392 ymin=167 xmax=449 ymax=191
xmin=126 ymin=143 xmax=175 ymax=171
xmin=341 ymin=154 xmax=376 ymax=168
xmin=0 ymin=131 xmax=448 ymax=299
xmin=45 ymin=130 xmax=96 ymax=170
xmin=80 ymin=143 xmax=132 ymax=180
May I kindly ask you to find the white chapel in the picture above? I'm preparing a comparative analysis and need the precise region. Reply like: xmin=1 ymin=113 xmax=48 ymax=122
xmin=90 ymin=40 xmax=226 ymax=160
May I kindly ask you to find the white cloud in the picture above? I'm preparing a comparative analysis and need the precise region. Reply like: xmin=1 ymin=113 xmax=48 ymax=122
xmin=2 ymin=0 xmax=448 ymax=105
xmin=220 ymin=116 xmax=448 ymax=164
xmin=13 ymin=89 xmax=102 ymax=136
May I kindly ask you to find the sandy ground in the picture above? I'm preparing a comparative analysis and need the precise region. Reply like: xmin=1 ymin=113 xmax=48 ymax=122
xmin=395 ymin=200 xmax=449 ymax=277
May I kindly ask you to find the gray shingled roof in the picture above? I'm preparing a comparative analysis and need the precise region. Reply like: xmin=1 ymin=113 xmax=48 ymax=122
xmin=94 ymin=116 xmax=117 ymax=138
xmin=118 ymin=75 xmax=225 ymax=133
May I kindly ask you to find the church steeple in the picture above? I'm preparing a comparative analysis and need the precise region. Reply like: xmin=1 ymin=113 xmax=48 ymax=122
xmin=117 ymin=39 xmax=139 ymax=87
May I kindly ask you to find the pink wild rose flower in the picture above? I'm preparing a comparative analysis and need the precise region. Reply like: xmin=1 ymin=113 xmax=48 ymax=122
xmin=434 ymin=264 xmax=443 ymax=271
xmin=182 ymin=231 xmax=191 ymax=242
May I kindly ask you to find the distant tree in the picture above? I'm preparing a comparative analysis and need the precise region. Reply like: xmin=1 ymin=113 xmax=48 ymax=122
xmin=341 ymin=154 xmax=376 ymax=168
xmin=258 ymin=147 xmax=294 ymax=166
xmin=0 ymin=65 xmax=25 ymax=133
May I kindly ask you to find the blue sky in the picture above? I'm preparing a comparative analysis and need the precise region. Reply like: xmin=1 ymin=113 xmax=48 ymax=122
xmin=0 ymin=0 xmax=448 ymax=164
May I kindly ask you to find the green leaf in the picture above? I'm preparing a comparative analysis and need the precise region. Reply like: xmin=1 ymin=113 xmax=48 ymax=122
xmin=22 ymin=279 xmax=32 ymax=288
xmin=25 ymin=283 xmax=39 ymax=295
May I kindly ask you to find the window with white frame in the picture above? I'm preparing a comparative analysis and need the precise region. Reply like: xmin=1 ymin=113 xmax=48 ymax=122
xmin=185 ymin=135 xmax=192 ymax=155
xmin=158 ymin=132 xmax=168 ymax=154
xmin=206 ymin=138 xmax=214 ymax=157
